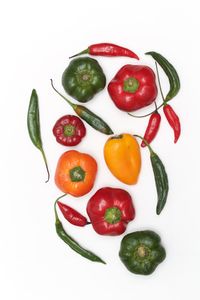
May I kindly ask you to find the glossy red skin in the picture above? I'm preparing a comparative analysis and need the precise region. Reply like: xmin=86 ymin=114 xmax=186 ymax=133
xmin=163 ymin=104 xmax=181 ymax=143
xmin=57 ymin=201 xmax=88 ymax=227
xmin=86 ymin=187 xmax=135 ymax=236
xmin=141 ymin=112 xmax=161 ymax=147
xmin=89 ymin=43 xmax=139 ymax=59
xmin=108 ymin=65 xmax=158 ymax=112
xmin=53 ymin=115 xmax=86 ymax=146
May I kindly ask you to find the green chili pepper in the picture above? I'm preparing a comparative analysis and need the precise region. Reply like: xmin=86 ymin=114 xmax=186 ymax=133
xmin=134 ymin=135 xmax=169 ymax=215
xmin=145 ymin=51 xmax=180 ymax=101
xmin=150 ymin=151 xmax=169 ymax=214
xmin=54 ymin=195 xmax=106 ymax=264
xmin=27 ymin=89 xmax=50 ymax=182
xmin=50 ymin=79 xmax=113 ymax=135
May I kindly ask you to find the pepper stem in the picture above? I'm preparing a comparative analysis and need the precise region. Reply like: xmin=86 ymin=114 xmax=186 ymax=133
xmin=54 ymin=194 xmax=67 ymax=222
xmin=69 ymin=48 xmax=89 ymax=59
xmin=40 ymin=148 xmax=50 ymax=183
xmin=128 ymin=101 xmax=165 ymax=118
xmin=155 ymin=62 xmax=166 ymax=103
xmin=137 ymin=245 xmax=149 ymax=258
xmin=50 ymin=79 xmax=77 ymax=110
xmin=69 ymin=166 xmax=85 ymax=182
xmin=123 ymin=77 xmax=139 ymax=93
xmin=104 ymin=207 xmax=122 ymax=224
xmin=134 ymin=134 xmax=154 ymax=154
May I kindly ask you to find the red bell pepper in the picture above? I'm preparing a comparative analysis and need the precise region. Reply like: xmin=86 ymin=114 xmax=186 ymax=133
xmin=86 ymin=187 xmax=135 ymax=236
xmin=108 ymin=65 xmax=158 ymax=112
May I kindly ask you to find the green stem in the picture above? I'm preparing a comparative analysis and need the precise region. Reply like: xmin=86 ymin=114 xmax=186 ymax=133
xmin=154 ymin=101 xmax=158 ymax=112
xmin=54 ymin=194 xmax=67 ymax=221
xmin=69 ymin=48 xmax=89 ymax=59
xmin=50 ymin=79 xmax=77 ymax=110
xmin=155 ymin=62 xmax=165 ymax=102
xmin=134 ymin=134 xmax=154 ymax=154
xmin=128 ymin=102 xmax=165 ymax=118
xmin=40 ymin=148 xmax=50 ymax=183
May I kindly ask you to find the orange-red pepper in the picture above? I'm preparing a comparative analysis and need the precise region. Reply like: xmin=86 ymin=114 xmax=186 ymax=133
xmin=55 ymin=150 xmax=97 ymax=197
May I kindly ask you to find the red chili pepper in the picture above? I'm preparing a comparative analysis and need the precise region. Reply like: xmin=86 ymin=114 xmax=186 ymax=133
xmin=163 ymin=104 xmax=181 ymax=143
xmin=86 ymin=187 xmax=135 ymax=236
xmin=53 ymin=115 xmax=86 ymax=146
xmin=108 ymin=65 xmax=158 ymax=112
xmin=57 ymin=201 xmax=89 ymax=227
xmin=141 ymin=112 xmax=161 ymax=147
xmin=69 ymin=43 xmax=139 ymax=60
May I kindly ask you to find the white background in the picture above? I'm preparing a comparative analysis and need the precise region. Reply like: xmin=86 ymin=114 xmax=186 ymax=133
xmin=1 ymin=0 xmax=200 ymax=299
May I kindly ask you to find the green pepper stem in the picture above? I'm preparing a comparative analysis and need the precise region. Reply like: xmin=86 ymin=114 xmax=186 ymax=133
xmin=40 ymin=148 xmax=50 ymax=183
xmin=54 ymin=194 xmax=67 ymax=221
xmin=50 ymin=79 xmax=77 ymax=110
xmin=134 ymin=134 xmax=154 ymax=154
xmin=128 ymin=102 xmax=165 ymax=118
xmin=69 ymin=48 xmax=89 ymax=59
xmin=155 ymin=62 xmax=166 ymax=103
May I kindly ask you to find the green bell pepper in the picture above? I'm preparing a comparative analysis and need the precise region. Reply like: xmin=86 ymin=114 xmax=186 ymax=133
xmin=119 ymin=230 xmax=166 ymax=275
xmin=62 ymin=57 xmax=106 ymax=102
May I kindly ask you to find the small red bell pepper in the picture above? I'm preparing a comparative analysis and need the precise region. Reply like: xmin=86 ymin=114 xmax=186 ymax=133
xmin=86 ymin=187 xmax=135 ymax=236
xmin=108 ymin=65 xmax=158 ymax=112
xmin=53 ymin=115 xmax=86 ymax=146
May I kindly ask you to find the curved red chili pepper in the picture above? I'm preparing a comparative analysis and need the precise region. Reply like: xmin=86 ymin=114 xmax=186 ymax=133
xmin=89 ymin=43 xmax=139 ymax=59
xmin=141 ymin=112 xmax=161 ymax=147
xmin=163 ymin=104 xmax=181 ymax=143
xmin=69 ymin=43 xmax=139 ymax=60
xmin=57 ymin=201 xmax=89 ymax=227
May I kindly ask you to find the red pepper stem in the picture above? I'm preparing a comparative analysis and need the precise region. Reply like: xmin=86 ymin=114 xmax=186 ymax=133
xmin=134 ymin=134 xmax=154 ymax=154
xmin=69 ymin=48 xmax=89 ymax=59
xmin=50 ymin=79 xmax=77 ymax=110
xmin=54 ymin=194 xmax=67 ymax=222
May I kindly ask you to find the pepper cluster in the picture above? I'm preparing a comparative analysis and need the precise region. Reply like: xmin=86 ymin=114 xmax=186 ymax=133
xmin=27 ymin=42 xmax=181 ymax=276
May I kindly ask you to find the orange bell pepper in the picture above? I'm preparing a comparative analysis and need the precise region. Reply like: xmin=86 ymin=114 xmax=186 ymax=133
xmin=104 ymin=133 xmax=141 ymax=185
xmin=55 ymin=150 xmax=97 ymax=197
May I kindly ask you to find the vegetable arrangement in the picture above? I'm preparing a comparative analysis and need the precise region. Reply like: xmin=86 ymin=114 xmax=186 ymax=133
xmin=27 ymin=42 xmax=181 ymax=276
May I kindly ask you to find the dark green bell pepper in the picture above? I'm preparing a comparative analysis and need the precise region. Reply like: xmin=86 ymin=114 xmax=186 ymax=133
xmin=62 ymin=57 xmax=106 ymax=102
xmin=119 ymin=230 xmax=166 ymax=275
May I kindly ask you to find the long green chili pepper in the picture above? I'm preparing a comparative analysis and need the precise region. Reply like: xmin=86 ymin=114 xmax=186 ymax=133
xmin=27 ymin=89 xmax=50 ymax=182
xmin=134 ymin=135 xmax=169 ymax=215
xmin=150 ymin=152 xmax=169 ymax=214
xmin=145 ymin=51 xmax=180 ymax=101
xmin=50 ymin=79 xmax=113 ymax=135
xmin=54 ymin=195 xmax=106 ymax=264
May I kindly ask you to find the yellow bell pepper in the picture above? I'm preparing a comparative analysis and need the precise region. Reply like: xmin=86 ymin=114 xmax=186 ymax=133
xmin=104 ymin=133 xmax=141 ymax=185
